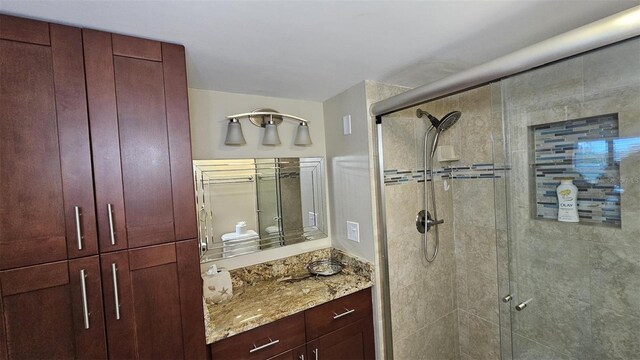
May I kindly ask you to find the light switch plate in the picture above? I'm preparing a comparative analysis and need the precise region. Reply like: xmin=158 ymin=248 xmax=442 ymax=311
xmin=308 ymin=212 xmax=317 ymax=227
xmin=346 ymin=221 xmax=360 ymax=242
xmin=343 ymin=115 xmax=352 ymax=135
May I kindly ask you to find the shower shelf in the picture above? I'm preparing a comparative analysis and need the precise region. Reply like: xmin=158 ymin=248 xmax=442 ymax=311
xmin=529 ymin=114 xmax=621 ymax=228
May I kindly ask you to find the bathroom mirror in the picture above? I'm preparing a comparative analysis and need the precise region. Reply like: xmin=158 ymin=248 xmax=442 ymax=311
xmin=194 ymin=157 xmax=327 ymax=262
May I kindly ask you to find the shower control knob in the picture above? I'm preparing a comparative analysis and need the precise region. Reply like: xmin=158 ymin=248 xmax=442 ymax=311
xmin=416 ymin=210 xmax=426 ymax=234
xmin=427 ymin=217 xmax=445 ymax=229
xmin=416 ymin=210 xmax=444 ymax=234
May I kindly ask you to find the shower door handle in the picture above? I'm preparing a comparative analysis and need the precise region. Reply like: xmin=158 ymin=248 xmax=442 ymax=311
xmin=516 ymin=298 xmax=533 ymax=311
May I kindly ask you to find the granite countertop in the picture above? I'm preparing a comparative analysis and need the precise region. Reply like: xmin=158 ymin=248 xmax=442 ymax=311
xmin=203 ymin=248 xmax=374 ymax=344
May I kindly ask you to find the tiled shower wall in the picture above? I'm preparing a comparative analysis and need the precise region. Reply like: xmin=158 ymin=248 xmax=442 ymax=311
xmin=381 ymin=83 xmax=504 ymax=360
xmin=382 ymin=37 xmax=640 ymax=360
xmin=503 ymin=37 xmax=640 ymax=359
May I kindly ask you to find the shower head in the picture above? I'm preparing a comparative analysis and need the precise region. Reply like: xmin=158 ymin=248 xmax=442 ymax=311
xmin=416 ymin=109 xmax=441 ymax=128
xmin=426 ymin=110 xmax=462 ymax=160
xmin=438 ymin=111 xmax=462 ymax=132
xmin=416 ymin=109 xmax=461 ymax=131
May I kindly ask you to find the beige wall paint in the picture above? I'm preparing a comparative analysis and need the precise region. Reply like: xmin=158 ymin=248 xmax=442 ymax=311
xmin=189 ymin=88 xmax=326 ymax=160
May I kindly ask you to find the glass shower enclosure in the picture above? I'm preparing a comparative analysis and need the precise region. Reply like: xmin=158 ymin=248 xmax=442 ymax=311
xmin=377 ymin=36 xmax=640 ymax=360
xmin=498 ymin=37 xmax=640 ymax=360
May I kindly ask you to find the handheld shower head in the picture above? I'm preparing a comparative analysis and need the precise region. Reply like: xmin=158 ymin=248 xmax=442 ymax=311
xmin=419 ymin=110 xmax=462 ymax=159
xmin=438 ymin=111 xmax=462 ymax=131
xmin=417 ymin=108 xmax=462 ymax=263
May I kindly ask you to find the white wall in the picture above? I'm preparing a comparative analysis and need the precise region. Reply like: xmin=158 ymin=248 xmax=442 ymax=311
xmin=323 ymin=81 xmax=409 ymax=359
xmin=322 ymin=82 xmax=376 ymax=262
xmin=189 ymin=89 xmax=326 ymax=159
xmin=189 ymin=88 xmax=331 ymax=270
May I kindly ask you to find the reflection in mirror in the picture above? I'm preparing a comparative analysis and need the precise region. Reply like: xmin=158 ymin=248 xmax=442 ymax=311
xmin=194 ymin=157 xmax=327 ymax=262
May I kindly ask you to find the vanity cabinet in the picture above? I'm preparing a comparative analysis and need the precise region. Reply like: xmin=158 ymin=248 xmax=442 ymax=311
xmin=210 ymin=313 xmax=306 ymax=360
xmin=0 ymin=14 xmax=205 ymax=359
xmin=305 ymin=317 xmax=375 ymax=360
xmin=210 ymin=288 xmax=375 ymax=360
xmin=267 ymin=346 xmax=306 ymax=360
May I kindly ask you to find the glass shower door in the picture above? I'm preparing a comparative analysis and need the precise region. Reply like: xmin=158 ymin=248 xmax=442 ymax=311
xmin=500 ymin=37 xmax=640 ymax=360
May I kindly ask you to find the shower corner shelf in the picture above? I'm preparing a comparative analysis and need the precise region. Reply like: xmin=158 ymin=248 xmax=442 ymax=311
xmin=436 ymin=145 xmax=459 ymax=162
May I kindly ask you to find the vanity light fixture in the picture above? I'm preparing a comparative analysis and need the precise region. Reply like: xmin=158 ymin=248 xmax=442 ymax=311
xmin=224 ymin=108 xmax=312 ymax=146
xmin=262 ymin=118 xmax=281 ymax=145
xmin=224 ymin=118 xmax=246 ymax=145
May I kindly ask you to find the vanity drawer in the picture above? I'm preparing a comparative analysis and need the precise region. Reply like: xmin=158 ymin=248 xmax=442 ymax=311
xmin=210 ymin=312 xmax=305 ymax=360
xmin=305 ymin=288 xmax=372 ymax=340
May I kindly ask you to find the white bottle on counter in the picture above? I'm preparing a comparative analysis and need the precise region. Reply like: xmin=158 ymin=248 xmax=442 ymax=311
xmin=557 ymin=179 xmax=579 ymax=223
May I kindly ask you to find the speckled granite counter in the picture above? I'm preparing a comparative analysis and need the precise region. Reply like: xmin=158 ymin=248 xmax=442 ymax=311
xmin=204 ymin=248 xmax=374 ymax=344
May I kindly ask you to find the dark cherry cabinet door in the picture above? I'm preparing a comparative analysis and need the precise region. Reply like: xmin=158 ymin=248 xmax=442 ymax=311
xmin=306 ymin=316 xmax=375 ymax=360
xmin=0 ymin=258 xmax=107 ymax=359
xmin=113 ymin=53 xmax=175 ymax=247
xmin=176 ymin=239 xmax=208 ymax=359
xmin=100 ymin=239 xmax=205 ymax=359
xmin=268 ymin=346 xmax=306 ymax=360
xmin=162 ymin=42 xmax=199 ymax=242
xmin=83 ymin=29 xmax=129 ymax=253
xmin=0 ymin=15 xmax=98 ymax=270
xmin=84 ymin=30 xmax=197 ymax=252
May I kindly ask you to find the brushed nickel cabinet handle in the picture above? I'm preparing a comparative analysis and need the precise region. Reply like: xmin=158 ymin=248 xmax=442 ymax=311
xmin=298 ymin=355 xmax=304 ymax=360
xmin=75 ymin=206 xmax=83 ymax=250
xmin=249 ymin=338 xmax=279 ymax=353
xmin=80 ymin=269 xmax=90 ymax=329
xmin=333 ymin=308 xmax=355 ymax=319
xmin=111 ymin=263 xmax=121 ymax=320
xmin=313 ymin=348 xmax=319 ymax=360
xmin=107 ymin=203 xmax=116 ymax=246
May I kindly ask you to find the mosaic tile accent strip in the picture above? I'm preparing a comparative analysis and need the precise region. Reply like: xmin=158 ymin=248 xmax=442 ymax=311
xmin=383 ymin=169 xmax=426 ymax=185
xmin=449 ymin=164 xmax=509 ymax=179
xmin=532 ymin=114 xmax=621 ymax=227
xmin=383 ymin=164 xmax=509 ymax=185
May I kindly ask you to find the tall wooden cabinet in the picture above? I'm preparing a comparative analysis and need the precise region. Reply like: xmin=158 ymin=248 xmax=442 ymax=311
xmin=83 ymin=30 xmax=197 ymax=253
xmin=0 ymin=16 xmax=98 ymax=270
xmin=0 ymin=14 xmax=205 ymax=359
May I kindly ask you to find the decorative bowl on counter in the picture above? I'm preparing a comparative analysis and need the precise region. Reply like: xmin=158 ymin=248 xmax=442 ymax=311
xmin=307 ymin=259 xmax=343 ymax=276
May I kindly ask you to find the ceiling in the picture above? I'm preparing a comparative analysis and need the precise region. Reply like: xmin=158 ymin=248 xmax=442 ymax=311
xmin=1 ymin=1 xmax=638 ymax=101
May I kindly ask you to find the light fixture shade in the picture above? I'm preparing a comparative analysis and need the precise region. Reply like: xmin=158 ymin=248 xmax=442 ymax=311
xmin=262 ymin=121 xmax=281 ymax=145
xmin=225 ymin=119 xmax=246 ymax=145
xmin=294 ymin=122 xmax=312 ymax=146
